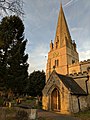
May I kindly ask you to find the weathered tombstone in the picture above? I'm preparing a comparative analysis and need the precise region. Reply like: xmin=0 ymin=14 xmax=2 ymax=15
xmin=29 ymin=109 xmax=37 ymax=120
xmin=36 ymin=99 xmax=38 ymax=106
xmin=8 ymin=102 xmax=11 ymax=108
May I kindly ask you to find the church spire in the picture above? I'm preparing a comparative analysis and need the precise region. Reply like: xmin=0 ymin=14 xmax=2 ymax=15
xmin=54 ymin=4 xmax=71 ymax=48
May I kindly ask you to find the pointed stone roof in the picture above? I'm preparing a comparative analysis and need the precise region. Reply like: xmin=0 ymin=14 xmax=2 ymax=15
xmin=54 ymin=4 xmax=71 ymax=48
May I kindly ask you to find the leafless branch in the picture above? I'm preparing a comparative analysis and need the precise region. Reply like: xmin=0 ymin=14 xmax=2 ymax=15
xmin=0 ymin=0 xmax=24 ymax=17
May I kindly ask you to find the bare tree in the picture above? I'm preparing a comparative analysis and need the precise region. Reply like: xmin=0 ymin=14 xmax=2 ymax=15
xmin=0 ymin=0 xmax=24 ymax=16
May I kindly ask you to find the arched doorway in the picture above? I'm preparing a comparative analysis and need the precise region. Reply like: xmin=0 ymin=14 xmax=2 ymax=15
xmin=51 ymin=88 xmax=60 ymax=111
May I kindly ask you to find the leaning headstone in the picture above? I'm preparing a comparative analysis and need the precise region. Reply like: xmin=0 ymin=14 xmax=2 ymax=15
xmin=29 ymin=109 xmax=37 ymax=120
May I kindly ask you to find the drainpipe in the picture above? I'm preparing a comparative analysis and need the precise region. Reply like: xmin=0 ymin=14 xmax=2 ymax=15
xmin=77 ymin=96 xmax=80 ymax=112
xmin=85 ymin=76 xmax=89 ymax=95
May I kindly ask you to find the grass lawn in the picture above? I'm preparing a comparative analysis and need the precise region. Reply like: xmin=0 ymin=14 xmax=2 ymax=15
xmin=74 ymin=110 xmax=90 ymax=120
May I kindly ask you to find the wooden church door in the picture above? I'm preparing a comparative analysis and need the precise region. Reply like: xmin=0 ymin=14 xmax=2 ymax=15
xmin=51 ymin=88 xmax=60 ymax=111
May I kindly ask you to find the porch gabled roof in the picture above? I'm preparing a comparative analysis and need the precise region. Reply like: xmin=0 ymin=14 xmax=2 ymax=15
xmin=56 ymin=72 xmax=87 ymax=95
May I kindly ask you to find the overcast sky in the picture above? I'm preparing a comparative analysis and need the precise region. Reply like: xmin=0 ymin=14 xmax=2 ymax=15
xmin=23 ymin=0 xmax=90 ymax=73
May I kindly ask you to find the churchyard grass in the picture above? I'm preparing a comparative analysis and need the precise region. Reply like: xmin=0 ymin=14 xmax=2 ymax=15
xmin=74 ymin=110 xmax=90 ymax=120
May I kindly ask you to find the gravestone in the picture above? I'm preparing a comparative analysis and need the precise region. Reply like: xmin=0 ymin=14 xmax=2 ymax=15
xmin=29 ymin=109 xmax=37 ymax=120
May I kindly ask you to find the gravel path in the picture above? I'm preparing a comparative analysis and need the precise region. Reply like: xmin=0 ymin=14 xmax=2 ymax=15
xmin=38 ymin=109 xmax=80 ymax=120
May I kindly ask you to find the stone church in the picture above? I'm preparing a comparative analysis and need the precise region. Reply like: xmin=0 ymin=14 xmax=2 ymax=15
xmin=42 ymin=4 xmax=90 ymax=114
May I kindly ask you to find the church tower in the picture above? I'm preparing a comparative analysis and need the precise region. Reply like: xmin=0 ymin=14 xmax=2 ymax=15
xmin=46 ymin=4 xmax=79 ymax=81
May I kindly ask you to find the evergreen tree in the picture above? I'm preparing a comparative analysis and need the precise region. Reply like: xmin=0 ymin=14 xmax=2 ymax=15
xmin=0 ymin=15 xmax=28 ymax=95
xmin=27 ymin=70 xmax=45 ymax=97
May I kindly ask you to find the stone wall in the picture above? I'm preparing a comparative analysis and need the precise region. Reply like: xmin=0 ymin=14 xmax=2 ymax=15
xmin=42 ymin=96 xmax=49 ymax=110
xmin=60 ymin=81 xmax=70 ymax=114
xmin=80 ymin=59 xmax=90 ymax=72
xmin=79 ymin=96 xmax=88 ymax=111
xmin=86 ymin=95 xmax=90 ymax=108
xmin=69 ymin=71 xmax=89 ymax=93
xmin=70 ymin=95 xmax=79 ymax=113
xmin=70 ymin=95 xmax=88 ymax=113
xmin=68 ymin=63 xmax=80 ymax=74
xmin=68 ymin=59 xmax=90 ymax=75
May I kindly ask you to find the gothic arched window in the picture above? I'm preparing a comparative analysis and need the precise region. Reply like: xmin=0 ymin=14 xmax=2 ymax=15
xmin=55 ymin=60 xmax=59 ymax=67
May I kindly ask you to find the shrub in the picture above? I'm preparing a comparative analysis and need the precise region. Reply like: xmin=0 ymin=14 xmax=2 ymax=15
xmin=0 ymin=97 xmax=4 ymax=106
xmin=15 ymin=110 xmax=28 ymax=120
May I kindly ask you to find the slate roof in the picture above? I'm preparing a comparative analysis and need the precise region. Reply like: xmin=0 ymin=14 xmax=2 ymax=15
xmin=56 ymin=72 xmax=87 ymax=95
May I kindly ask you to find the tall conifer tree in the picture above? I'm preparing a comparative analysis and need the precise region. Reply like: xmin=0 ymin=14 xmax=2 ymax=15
xmin=0 ymin=15 xmax=28 ymax=95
